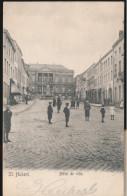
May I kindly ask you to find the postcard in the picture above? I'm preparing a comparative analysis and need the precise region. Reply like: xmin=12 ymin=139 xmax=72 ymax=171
xmin=3 ymin=1 xmax=125 ymax=196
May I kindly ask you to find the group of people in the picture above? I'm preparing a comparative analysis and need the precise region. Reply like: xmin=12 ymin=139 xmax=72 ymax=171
xmin=3 ymin=96 xmax=116 ymax=143
xmin=48 ymin=97 xmax=116 ymax=126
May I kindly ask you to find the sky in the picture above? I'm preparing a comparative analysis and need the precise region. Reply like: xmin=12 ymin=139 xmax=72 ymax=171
xmin=3 ymin=2 xmax=124 ymax=76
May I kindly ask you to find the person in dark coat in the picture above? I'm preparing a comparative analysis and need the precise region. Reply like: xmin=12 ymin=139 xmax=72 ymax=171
xmin=84 ymin=100 xmax=91 ymax=121
xmin=53 ymin=97 xmax=56 ymax=107
xmin=25 ymin=95 xmax=28 ymax=104
xmin=100 ymin=104 xmax=105 ymax=123
xmin=76 ymin=99 xmax=80 ymax=109
xmin=3 ymin=105 xmax=12 ymax=143
xmin=57 ymin=96 xmax=62 ymax=113
xmin=47 ymin=102 xmax=53 ymax=124
xmin=63 ymin=103 xmax=70 ymax=127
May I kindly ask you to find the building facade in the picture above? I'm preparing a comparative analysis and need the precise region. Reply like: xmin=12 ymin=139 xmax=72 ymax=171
xmin=27 ymin=64 xmax=74 ymax=99
xmin=3 ymin=29 xmax=29 ymax=105
xmin=74 ymin=29 xmax=124 ymax=106
xmin=112 ymin=31 xmax=124 ymax=106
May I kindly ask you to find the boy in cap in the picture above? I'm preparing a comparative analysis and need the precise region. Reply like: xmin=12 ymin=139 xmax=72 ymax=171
xmin=63 ymin=103 xmax=70 ymax=127
xmin=3 ymin=105 xmax=12 ymax=142
xmin=47 ymin=102 xmax=53 ymax=124
xmin=100 ymin=104 xmax=105 ymax=123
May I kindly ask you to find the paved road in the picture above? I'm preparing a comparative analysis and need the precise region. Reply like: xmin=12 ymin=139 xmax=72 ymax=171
xmin=3 ymin=100 xmax=124 ymax=171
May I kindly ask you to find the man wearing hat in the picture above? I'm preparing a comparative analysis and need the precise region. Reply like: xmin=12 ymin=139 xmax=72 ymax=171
xmin=3 ymin=105 xmax=12 ymax=142
xmin=47 ymin=102 xmax=53 ymax=124
xmin=63 ymin=103 xmax=70 ymax=127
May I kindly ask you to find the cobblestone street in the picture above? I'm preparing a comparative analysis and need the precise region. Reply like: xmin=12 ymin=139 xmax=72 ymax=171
xmin=3 ymin=100 xmax=124 ymax=171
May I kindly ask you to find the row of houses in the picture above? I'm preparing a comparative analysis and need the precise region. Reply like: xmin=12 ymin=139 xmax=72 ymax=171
xmin=75 ymin=30 xmax=124 ymax=106
xmin=3 ymin=29 xmax=30 ymax=105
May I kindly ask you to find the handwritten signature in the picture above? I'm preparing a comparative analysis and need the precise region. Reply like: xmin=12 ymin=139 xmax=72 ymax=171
xmin=16 ymin=178 xmax=97 ymax=196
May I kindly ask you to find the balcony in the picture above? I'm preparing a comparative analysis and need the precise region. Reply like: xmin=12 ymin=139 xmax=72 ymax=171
xmin=119 ymin=71 xmax=124 ymax=82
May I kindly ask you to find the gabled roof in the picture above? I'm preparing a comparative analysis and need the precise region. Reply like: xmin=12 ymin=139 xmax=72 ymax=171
xmin=28 ymin=64 xmax=74 ymax=72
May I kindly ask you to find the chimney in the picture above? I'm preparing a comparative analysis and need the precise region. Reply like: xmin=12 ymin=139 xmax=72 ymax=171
xmin=119 ymin=30 xmax=124 ymax=38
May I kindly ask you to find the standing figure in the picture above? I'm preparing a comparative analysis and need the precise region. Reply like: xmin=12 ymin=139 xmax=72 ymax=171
xmin=3 ymin=105 xmax=12 ymax=143
xmin=57 ymin=96 xmax=62 ymax=113
xmin=63 ymin=103 xmax=70 ymax=127
xmin=73 ymin=99 xmax=76 ymax=109
xmin=25 ymin=95 xmax=28 ymax=104
xmin=84 ymin=100 xmax=91 ymax=121
xmin=76 ymin=99 xmax=80 ymax=109
xmin=110 ymin=105 xmax=115 ymax=120
xmin=47 ymin=102 xmax=53 ymax=124
xmin=53 ymin=97 xmax=56 ymax=107
xmin=100 ymin=105 xmax=105 ymax=123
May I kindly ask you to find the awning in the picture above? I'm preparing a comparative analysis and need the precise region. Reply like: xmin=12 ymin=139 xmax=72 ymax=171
xmin=11 ymin=84 xmax=23 ymax=95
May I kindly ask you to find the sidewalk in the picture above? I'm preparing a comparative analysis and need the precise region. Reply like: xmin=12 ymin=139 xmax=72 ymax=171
xmin=8 ymin=99 xmax=36 ymax=114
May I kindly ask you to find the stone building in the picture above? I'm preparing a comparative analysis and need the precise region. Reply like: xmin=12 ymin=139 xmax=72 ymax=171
xmin=75 ymin=71 xmax=87 ymax=100
xmin=100 ymin=49 xmax=113 ymax=104
xmin=27 ymin=64 xmax=74 ymax=99
xmin=86 ymin=64 xmax=96 ymax=102
xmin=74 ymin=29 xmax=124 ymax=107
xmin=3 ymin=29 xmax=16 ymax=105
xmin=112 ymin=31 xmax=124 ymax=106
xmin=3 ymin=29 xmax=29 ymax=105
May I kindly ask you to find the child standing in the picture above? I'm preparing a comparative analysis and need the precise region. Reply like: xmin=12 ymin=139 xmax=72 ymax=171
xmin=47 ymin=102 xmax=53 ymax=124
xmin=100 ymin=105 xmax=105 ymax=123
xmin=110 ymin=105 xmax=115 ymax=120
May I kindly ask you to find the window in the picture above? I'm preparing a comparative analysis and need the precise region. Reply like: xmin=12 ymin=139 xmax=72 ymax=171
xmin=115 ymin=87 xmax=117 ymax=101
xmin=44 ymin=73 xmax=48 ymax=82
xmin=114 ymin=64 xmax=117 ymax=77
xmin=38 ymin=73 xmax=42 ymax=82
xmin=4 ymin=58 xmax=6 ymax=74
xmin=106 ymin=60 xmax=107 ymax=69
xmin=43 ymin=86 xmax=46 ymax=94
xmin=38 ymin=86 xmax=42 ymax=94
xmin=11 ymin=67 xmax=12 ymax=77
xmin=49 ymin=73 xmax=53 ymax=82
xmin=3 ymin=82 xmax=6 ymax=97
xmin=115 ymin=51 xmax=117 ymax=57
xmin=119 ymin=61 xmax=121 ymax=73
xmin=108 ymin=72 xmax=110 ymax=81
xmin=108 ymin=58 xmax=110 ymax=67
xmin=111 ymin=71 xmax=113 ymax=80
xmin=111 ymin=56 xmax=112 ymax=64
xmin=7 ymin=61 xmax=8 ymax=75
xmin=9 ymin=64 xmax=10 ymax=76
xmin=119 ymin=86 xmax=121 ymax=101
xmin=119 ymin=47 xmax=121 ymax=54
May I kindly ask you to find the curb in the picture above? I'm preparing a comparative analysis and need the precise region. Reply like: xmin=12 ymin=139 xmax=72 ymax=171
xmin=14 ymin=99 xmax=36 ymax=114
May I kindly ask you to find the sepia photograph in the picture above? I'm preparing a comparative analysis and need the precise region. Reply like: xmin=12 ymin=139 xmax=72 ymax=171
xmin=3 ymin=1 xmax=125 ymax=196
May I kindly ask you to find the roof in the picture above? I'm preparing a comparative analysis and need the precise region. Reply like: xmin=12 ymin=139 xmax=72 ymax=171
xmin=12 ymin=40 xmax=23 ymax=56
xmin=3 ymin=29 xmax=16 ymax=51
xmin=28 ymin=64 xmax=74 ymax=72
